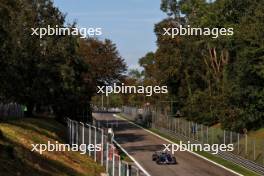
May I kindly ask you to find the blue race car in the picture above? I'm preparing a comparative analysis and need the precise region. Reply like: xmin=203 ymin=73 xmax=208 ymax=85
xmin=152 ymin=151 xmax=177 ymax=165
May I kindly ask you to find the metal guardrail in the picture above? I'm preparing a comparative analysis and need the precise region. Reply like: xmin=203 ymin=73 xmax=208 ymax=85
xmin=0 ymin=102 xmax=24 ymax=119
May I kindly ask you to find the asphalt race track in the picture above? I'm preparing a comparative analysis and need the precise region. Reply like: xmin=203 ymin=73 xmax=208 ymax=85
xmin=93 ymin=113 xmax=238 ymax=176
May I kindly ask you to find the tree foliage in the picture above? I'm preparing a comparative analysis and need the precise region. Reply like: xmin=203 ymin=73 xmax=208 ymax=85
xmin=139 ymin=0 xmax=264 ymax=131
xmin=0 ymin=0 xmax=126 ymax=122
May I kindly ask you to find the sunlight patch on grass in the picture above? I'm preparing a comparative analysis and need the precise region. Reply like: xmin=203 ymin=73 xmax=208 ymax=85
xmin=0 ymin=118 xmax=104 ymax=176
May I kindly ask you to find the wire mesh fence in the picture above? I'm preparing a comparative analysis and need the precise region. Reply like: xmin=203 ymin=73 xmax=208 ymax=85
xmin=67 ymin=118 xmax=149 ymax=176
xmin=122 ymin=106 xmax=264 ymax=167
xmin=0 ymin=102 xmax=24 ymax=120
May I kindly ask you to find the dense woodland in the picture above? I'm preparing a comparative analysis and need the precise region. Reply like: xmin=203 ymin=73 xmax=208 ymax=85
xmin=137 ymin=0 xmax=264 ymax=131
xmin=0 ymin=0 xmax=126 ymax=122
xmin=1 ymin=0 xmax=263 ymax=132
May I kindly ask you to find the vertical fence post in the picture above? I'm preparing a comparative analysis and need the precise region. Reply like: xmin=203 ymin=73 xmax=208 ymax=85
xmin=206 ymin=126 xmax=209 ymax=144
xmin=245 ymin=134 xmax=248 ymax=155
xmin=72 ymin=121 xmax=75 ymax=145
xmin=101 ymin=129 xmax=104 ymax=166
xmin=126 ymin=163 xmax=129 ymax=176
xmin=82 ymin=122 xmax=84 ymax=145
xmin=94 ymin=127 xmax=97 ymax=161
xmin=72 ymin=120 xmax=74 ymax=145
xmin=201 ymin=125 xmax=204 ymax=144
xmin=106 ymin=143 xmax=109 ymax=173
xmin=76 ymin=122 xmax=78 ymax=145
xmin=112 ymin=152 xmax=115 ymax=176
xmin=118 ymin=155 xmax=121 ymax=176
xmin=196 ymin=123 xmax=198 ymax=141
xmin=69 ymin=119 xmax=72 ymax=144
xmin=89 ymin=125 xmax=91 ymax=156
xmin=224 ymin=130 xmax=226 ymax=144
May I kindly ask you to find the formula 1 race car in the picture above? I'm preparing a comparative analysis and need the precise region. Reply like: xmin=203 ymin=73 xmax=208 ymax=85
xmin=152 ymin=151 xmax=177 ymax=165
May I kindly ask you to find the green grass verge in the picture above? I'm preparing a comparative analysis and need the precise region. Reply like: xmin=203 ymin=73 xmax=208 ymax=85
xmin=0 ymin=117 xmax=104 ymax=176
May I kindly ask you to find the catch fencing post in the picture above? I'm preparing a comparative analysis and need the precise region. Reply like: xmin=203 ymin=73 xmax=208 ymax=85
xmin=72 ymin=121 xmax=75 ymax=144
xmin=88 ymin=124 xmax=91 ymax=156
xmin=81 ymin=122 xmax=84 ymax=145
xmin=72 ymin=120 xmax=74 ymax=145
xmin=196 ymin=123 xmax=198 ymax=140
xmin=94 ymin=126 xmax=97 ymax=161
xmin=118 ymin=155 xmax=121 ymax=176
xmin=206 ymin=126 xmax=209 ymax=144
xmin=79 ymin=122 xmax=84 ymax=152
xmin=101 ymin=129 xmax=104 ymax=166
xmin=245 ymin=134 xmax=248 ymax=155
xmin=136 ymin=167 xmax=139 ymax=176
xmin=69 ymin=119 xmax=72 ymax=144
xmin=73 ymin=121 xmax=76 ymax=144
xmin=112 ymin=151 xmax=115 ymax=176
xmin=106 ymin=143 xmax=109 ymax=173
xmin=201 ymin=125 xmax=204 ymax=144
xmin=126 ymin=163 xmax=129 ymax=176
xmin=76 ymin=121 xmax=79 ymax=145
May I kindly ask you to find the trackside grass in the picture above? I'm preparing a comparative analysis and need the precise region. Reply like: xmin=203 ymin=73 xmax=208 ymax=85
xmin=0 ymin=117 xmax=104 ymax=176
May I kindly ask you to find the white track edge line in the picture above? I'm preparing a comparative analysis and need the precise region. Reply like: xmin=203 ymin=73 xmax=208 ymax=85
xmin=114 ymin=114 xmax=244 ymax=176
xmin=112 ymin=138 xmax=151 ymax=176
